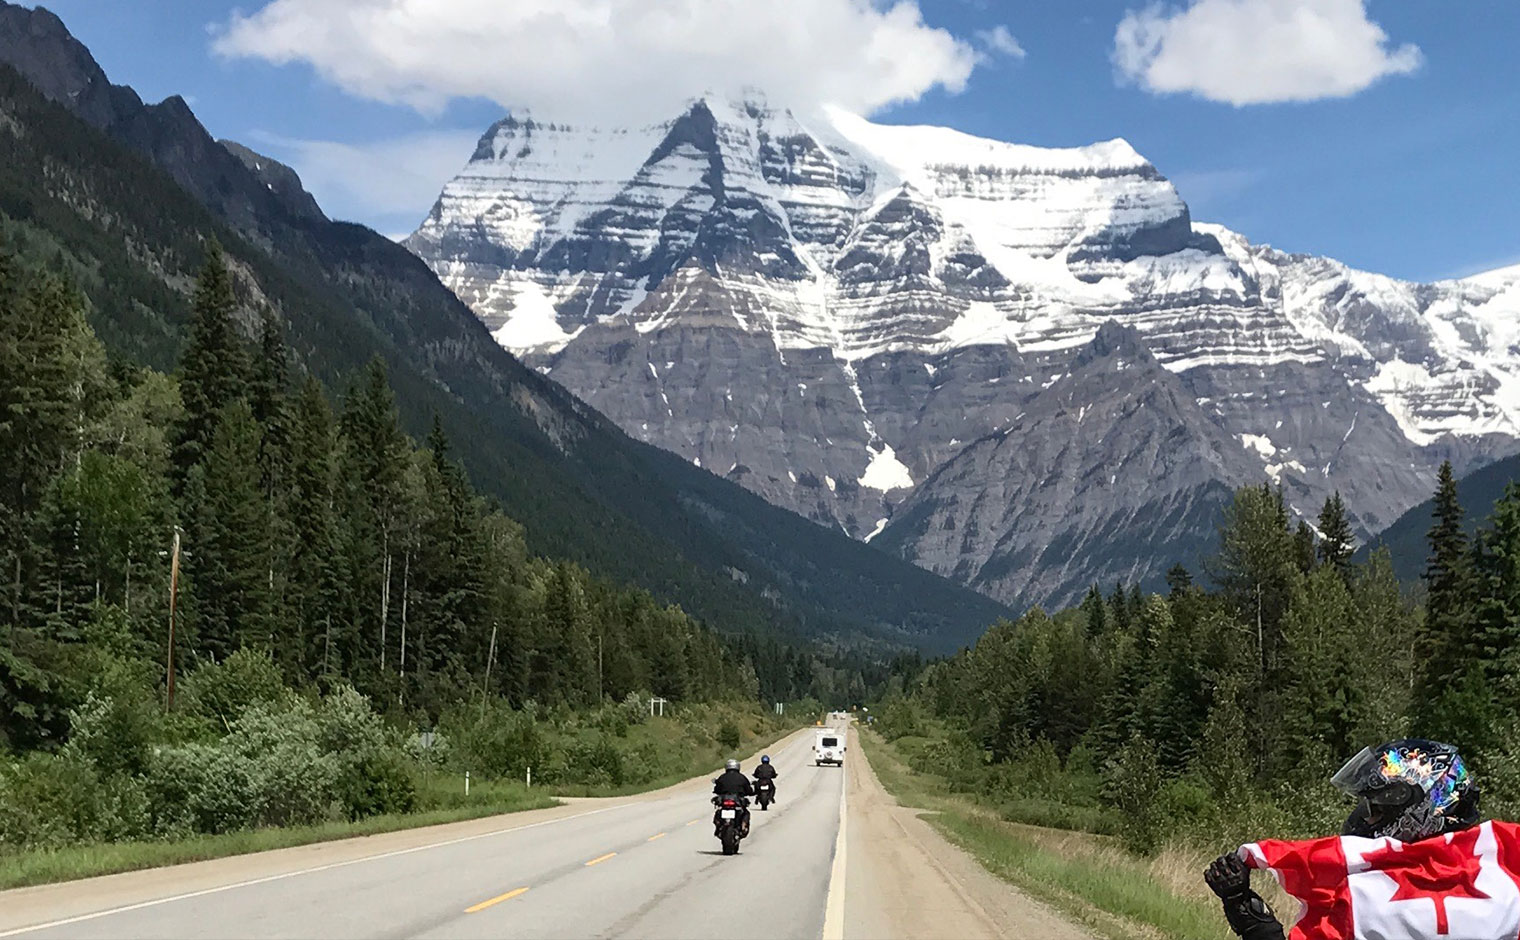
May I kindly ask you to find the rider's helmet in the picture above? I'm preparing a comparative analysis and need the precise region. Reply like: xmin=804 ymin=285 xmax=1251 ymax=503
xmin=725 ymin=758 xmax=740 ymax=771
xmin=761 ymin=755 xmax=770 ymax=764
xmin=1331 ymin=738 xmax=1478 ymax=841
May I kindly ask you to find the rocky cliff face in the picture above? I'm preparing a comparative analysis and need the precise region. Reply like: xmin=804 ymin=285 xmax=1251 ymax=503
xmin=408 ymin=94 xmax=1520 ymax=610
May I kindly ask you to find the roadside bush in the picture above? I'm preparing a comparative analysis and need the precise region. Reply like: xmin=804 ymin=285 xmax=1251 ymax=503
xmin=143 ymin=693 xmax=383 ymax=835
xmin=178 ymin=649 xmax=289 ymax=729
xmin=564 ymin=735 xmax=625 ymax=787
xmin=315 ymin=685 xmax=387 ymax=756
xmin=444 ymin=702 xmax=547 ymax=779
xmin=405 ymin=729 xmax=450 ymax=768
xmin=1103 ymin=738 xmax=1166 ymax=853
xmin=337 ymin=749 xmax=416 ymax=820
xmin=145 ymin=741 xmax=258 ymax=836
xmin=717 ymin=720 xmax=741 ymax=751
xmin=0 ymin=752 xmax=150 ymax=849
xmin=61 ymin=692 xmax=157 ymax=778
xmin=225 ymin=701 xmax=341 ymax=828
xmin=876 ymin=698 xmax=925 ymax=741
xmin=619 ymin=691 xmax=649 ymax=727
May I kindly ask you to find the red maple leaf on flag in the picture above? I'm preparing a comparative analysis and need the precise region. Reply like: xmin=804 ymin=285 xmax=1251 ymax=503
xmin=1362 ymin=828 xmax=1490 ymax=934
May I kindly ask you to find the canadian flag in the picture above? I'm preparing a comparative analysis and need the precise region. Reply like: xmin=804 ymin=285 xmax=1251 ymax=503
xmin=1240 ymin=821 xmax=1520 ymax=939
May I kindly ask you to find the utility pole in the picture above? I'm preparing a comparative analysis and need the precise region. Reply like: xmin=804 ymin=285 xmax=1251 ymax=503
xmin=165 ymin=527 xmax=182 ymax=711
xmin=479 ymin=622 xmax=498 ymax=722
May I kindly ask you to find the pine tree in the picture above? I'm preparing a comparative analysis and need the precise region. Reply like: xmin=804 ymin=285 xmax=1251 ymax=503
xmin=1293 ymin=521 xmax=1317 ymax=575
xmin=174 ymin=242 xmax=249 ymax=487
xmin=1317 ymin=492 xmax=1354 ymax=573
xmin=1470 ymin=486 xmax=1520 ymax=679
xmin=0 ymin=271 xmax=109 ymax=630
xmin=1080 ymin=585 xmax=1108 ymax=637
xmin=1109 ymin=582 xmax=1132 ymax=634
xmin=250 ymin=309 xmax=290 ymax=493
xmin=185 ymin=400 xmax=271 ymax=661
xmin=283 ymin=377 xmax=340 ymax=677
xmin=1212 ymin=484 xmax=1298 ymax=677
xmin=1422 ymin=462 xmax=1470 ymax=661
xmin=1166 ymin=563 xmax=1193 ymax=596
xmin=336 ymin=358 xmax=411 ymax=688
xmin=1415 ymin=463 xmax=1490 ymax=744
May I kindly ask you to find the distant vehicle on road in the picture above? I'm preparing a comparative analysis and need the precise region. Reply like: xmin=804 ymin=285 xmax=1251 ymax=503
xmin=814 ymin=728 xmax=845 ymax=766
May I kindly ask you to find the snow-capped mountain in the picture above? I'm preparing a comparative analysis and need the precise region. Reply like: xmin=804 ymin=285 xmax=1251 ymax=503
xmin=406 ymin=95 xmax=1520 ymax=610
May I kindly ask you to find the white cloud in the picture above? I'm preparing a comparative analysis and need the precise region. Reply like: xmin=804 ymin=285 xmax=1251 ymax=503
xmin=975 ymin=25 xmax=1026 ymax=60
xmin=1113 ymin=0 xmax=1421 ymax=106
xmin=213 ymin=0 xmax=981 ymax=123
xmin=247 ymin=128 xmax=481 ymax=223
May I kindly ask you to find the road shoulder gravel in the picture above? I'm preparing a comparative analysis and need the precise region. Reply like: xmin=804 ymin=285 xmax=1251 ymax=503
xmin=843 ymin=724 xmax=1095 ymax=940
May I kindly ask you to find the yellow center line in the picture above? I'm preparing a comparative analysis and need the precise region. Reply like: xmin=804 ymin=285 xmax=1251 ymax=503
xmin=685 ymin=818 xmax=702 ymax=826
xmin=585 ymin=852 xmax=618 ymax=867
xmin=647 ymin=832 xmax=667 ymax=842
xmin=465 ymin=887 xmax=529 ymax=913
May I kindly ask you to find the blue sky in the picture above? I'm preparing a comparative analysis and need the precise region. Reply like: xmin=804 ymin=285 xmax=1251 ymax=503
xmin=37 ymin=0 xmax=1520 ymax=282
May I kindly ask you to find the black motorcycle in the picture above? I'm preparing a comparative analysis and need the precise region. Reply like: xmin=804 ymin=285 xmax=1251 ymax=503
xmin=712 ymin=795 xmax=749 ymax=855
xmin=754 ymin=776 xmax=775 ymax=811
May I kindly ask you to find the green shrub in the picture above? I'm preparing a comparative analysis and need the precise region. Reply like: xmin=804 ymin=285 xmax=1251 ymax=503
xmin=405 ymin=729 xmax=450 ymax=768
xmin=0 ymin=752 xmax=150 ymax=849
xmin=178 ymin=650 xmax=289 ymax=728
xmin=145 ymin=742 xmax=258 ymax=836
xmin=717 ymin=720 xmax=741 ymax=751
xmin=619 ymin=691 xmax=649 ymax=727
xmin=1103 ymin=739 xmax=1166 ymax=853
xmin=337 ymin=749 xmax=416 ymax=820
xmin=315 ymin=685 xmax=387 ymax=756
xmin=61 ymin=692 xmax=157 ymax=778
xmin=443 ymin=702 xmax=546 ymax=779
xmin=564 ymin=736 xmax=626 ymax=786
xmin=225 ymin=701 xmax=340 ymax=828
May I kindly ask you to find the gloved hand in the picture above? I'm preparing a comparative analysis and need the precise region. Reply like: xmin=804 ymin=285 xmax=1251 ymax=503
xmin=1206 ymin=853 xmax=1285 ymax=940
xmin=1205 ymin=852 xmax=1251 ymax=900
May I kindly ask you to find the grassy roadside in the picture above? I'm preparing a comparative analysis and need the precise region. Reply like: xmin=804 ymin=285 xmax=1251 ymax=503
xmin=0 ymin=777 xmax=554 ymax=891
xmin=859 ymin=729 xmax=1228 ymax=940
xmin=0 ymin=714 xmax=808 ymax=891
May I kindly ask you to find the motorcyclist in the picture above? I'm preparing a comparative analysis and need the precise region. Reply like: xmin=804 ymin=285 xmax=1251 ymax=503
xmin=712 ymin=758 xmax=753 ymax=836
xmin=753 ymin=754 xmax=778 ymax=803
xmin=1205 ymin=738 xmax=1480 ymax=940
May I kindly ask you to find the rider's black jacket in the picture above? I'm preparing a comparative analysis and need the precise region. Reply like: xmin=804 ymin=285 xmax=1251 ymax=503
xmin=753 ymin=764 xmax=778 ymax=781
xmin=713 ymin=769 xmax=753 ymax=797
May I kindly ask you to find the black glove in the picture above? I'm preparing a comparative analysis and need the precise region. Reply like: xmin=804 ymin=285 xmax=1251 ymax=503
xmin=1205 ymin=853 xmax=1251 ymax=899
xmin=1205 ymin=854 xmax=1284 ymax=940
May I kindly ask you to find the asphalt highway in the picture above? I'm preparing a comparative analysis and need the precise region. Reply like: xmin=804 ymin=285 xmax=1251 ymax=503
xmin=2 ymin=731 xmax=841 ymax=940
xmin=0 ymin=723 xmax=1092 ymax=939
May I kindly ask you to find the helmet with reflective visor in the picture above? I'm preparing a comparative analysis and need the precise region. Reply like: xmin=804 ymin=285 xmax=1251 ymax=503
xmin=1331 ymin=739 xmax=1474 ymax=842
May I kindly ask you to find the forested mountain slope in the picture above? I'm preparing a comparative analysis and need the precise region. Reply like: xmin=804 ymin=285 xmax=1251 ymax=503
xmin=1359 ymin=452 xmax=1520 ymax=584
xmin=0 ymin=3 xmax=1010 ymax=652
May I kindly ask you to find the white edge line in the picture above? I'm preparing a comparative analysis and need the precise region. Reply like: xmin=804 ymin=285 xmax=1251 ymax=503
xmin=821 ymin=733 xmax=849 ymax=940
xmin=0 ymin=803 xmax=638 ymax=938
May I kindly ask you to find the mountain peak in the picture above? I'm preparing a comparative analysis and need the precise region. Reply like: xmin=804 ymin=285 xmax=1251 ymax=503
xmin=1071 ymin=320 xmax=1158 ymax=371
xmin=219 ymin=140 xmax=325 ymax=221
xmin=0 ymin=1 xmax=140 ymax=128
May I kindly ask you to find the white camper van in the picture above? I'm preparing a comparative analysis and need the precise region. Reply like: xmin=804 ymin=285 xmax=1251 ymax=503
xmin=814 ymin=728 xmax=845 ymax=766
